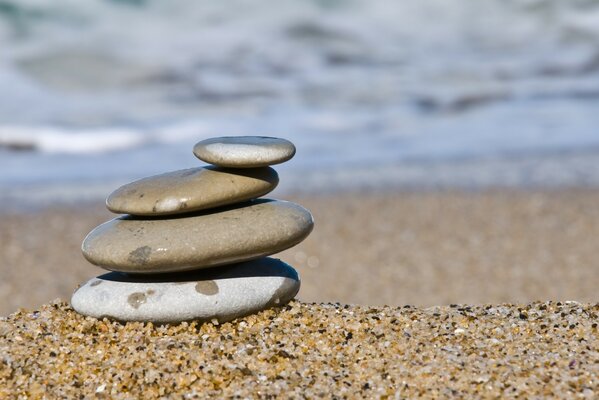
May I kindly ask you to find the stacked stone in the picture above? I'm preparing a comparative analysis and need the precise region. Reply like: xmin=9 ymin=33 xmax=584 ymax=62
xmin=71 ymin=136 xmax=313 ymax=323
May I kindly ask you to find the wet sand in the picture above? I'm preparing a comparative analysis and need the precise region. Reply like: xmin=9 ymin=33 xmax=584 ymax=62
xmin=1 ymin=189 xmax=599 ymax=315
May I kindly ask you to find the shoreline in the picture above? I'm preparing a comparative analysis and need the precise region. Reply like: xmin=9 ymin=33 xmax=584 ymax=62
xmin=2 ymin=187 xmax=598 ymax=316
xmin=5 ymin=147 xmax=599 ymax=211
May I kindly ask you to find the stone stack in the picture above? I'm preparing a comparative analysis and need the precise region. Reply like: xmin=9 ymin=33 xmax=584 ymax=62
xmin=71 ymin=136 xmax=313 ymax=323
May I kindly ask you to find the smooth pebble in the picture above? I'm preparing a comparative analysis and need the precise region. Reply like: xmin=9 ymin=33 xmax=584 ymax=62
xmin=193 ymin=136 xmax=295 ymax=168
xmin=106 ymin=166 xmax=278 ymax=216
xmin=82 ymin=199 xmax=314 ymax=273
xmin=71 ymin=258 xmax=300 ymax=323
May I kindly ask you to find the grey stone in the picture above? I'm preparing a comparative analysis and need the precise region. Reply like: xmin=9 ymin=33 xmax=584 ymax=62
xmin=106 ymin=166 xmax=278 ymax=216
xmin=82 ymin=199 xmax=313 ymax=273
xmin=71 ymin=258 xmax=300 ymax=323
xmin=193 ymin=136 xmax=296 ymax=168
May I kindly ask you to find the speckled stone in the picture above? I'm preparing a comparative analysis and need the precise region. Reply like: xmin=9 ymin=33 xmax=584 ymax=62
xmin=193 ymin=136 xmax=296 ymax=168
xmin=71 ymin=258 xmax=300 ymax=323
xmin=106 ymin=166 xmax=278 ymax=216
xmin=82 ymin=199 xmax=314 ymax=273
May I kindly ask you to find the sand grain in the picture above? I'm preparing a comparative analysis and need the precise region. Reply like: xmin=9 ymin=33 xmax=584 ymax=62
xmin=1 ymin=300 xmax=597 ymax=398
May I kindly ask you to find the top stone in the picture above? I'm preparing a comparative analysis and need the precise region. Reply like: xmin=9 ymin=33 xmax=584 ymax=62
xmin=193 ymin=136 xmax=296 ymax=168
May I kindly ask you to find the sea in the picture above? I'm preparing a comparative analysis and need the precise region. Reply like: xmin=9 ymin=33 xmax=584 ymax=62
xmin=1 ymin=0 xmax=599 ymax=206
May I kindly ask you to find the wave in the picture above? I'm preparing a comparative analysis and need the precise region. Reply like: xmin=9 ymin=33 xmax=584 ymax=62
xmin=0 ymin=126 xmax=146 ymax=154
xmin=0 ymin=0 xmax=598 ymax=134
xmin=0 ymin=120 xmax=237 ymax=154
xmin=1 ymin=0 xmax=599 ymax=196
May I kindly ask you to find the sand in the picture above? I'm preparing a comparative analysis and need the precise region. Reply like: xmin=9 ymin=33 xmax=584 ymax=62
xmin=1 ymin=300 xmax=597 ymax=398
xmin=1 ymin=189 xmax=599 ymax=397
xmin=1 ymin=189 xmax=599 ymax=315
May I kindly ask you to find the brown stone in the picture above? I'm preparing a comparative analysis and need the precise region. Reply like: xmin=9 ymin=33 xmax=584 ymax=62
xmin=82 ymin=199 xmax=314 ymax=273
xmin=106 ymin=166 xmax=278 ymax=216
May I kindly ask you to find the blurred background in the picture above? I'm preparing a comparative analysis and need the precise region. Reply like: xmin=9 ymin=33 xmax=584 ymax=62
xmin=1 ymin=0 xmax=599 ymax=314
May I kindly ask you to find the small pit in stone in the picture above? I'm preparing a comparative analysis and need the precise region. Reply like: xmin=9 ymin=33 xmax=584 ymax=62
xmin=127 ymin=292 xmax=147 ymax=309
xmin=90 ymin=280 xmax=103 ymax=287
xmin=195 ymin=281 xmax=219 ymax=296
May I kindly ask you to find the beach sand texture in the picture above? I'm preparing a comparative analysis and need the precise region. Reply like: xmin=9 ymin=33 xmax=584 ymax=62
xmin=1 ymin=300 xmax=597 ymax=397
xmin=1 ymin=189 xmax=599 ymax=315
xmin=1 ymin=189 xmax=598 ymax=397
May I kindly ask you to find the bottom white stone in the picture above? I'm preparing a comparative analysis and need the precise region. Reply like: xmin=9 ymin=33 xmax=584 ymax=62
xmin=71 ymin=258 xmax=300 ymax=323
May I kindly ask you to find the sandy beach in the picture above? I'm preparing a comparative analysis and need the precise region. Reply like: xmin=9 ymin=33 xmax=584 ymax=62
xmin=1 ymin=189 xmax=599 ymax=315
xmin=2 ymin=1 xmax=599 ymax=396
xmin=1 ymin=300 xmax=597 ymax=397
xmin=1 ymin=188 xmax=598 ymax=397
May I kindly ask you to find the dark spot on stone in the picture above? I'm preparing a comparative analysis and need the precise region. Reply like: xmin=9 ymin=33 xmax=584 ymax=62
xmin=179 ymin=202 xmax=188 ymax=210
xmin=128 ymin=292 xmax=147 ymax=309
xmin=139 ymin=193 xmax=145 ymax=198
xmin=195 ymin=281 xmax=219 ymax=295
xmin=90 ymin=280 xmax=103 ymax=287
xmin=146 ymin=289 xmax=155 ymax=295
xmin=128 ymin=246 xmax=152 ymax=266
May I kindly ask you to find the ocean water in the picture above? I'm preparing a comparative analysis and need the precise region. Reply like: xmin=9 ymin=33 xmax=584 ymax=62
xmin=1 ymin=0 xmax=599 ymax=204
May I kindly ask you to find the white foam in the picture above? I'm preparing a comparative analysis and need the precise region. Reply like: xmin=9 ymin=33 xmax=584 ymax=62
xmin=0 ymin=126 xmax=146 ymax=154
xmin=0 ymin=0 xmax=599 ymax=199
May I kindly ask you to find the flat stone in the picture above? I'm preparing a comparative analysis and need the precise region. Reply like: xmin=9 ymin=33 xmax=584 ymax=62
xmin=82 ymin=199 xmax=314 ymax=273
xmin=71 ymin=258 xmax=300 ymax=323
xmin=106 ymin=166 xmax=278 ymax=216
xmin=193 ymin=136 xmax=296 ymax=168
